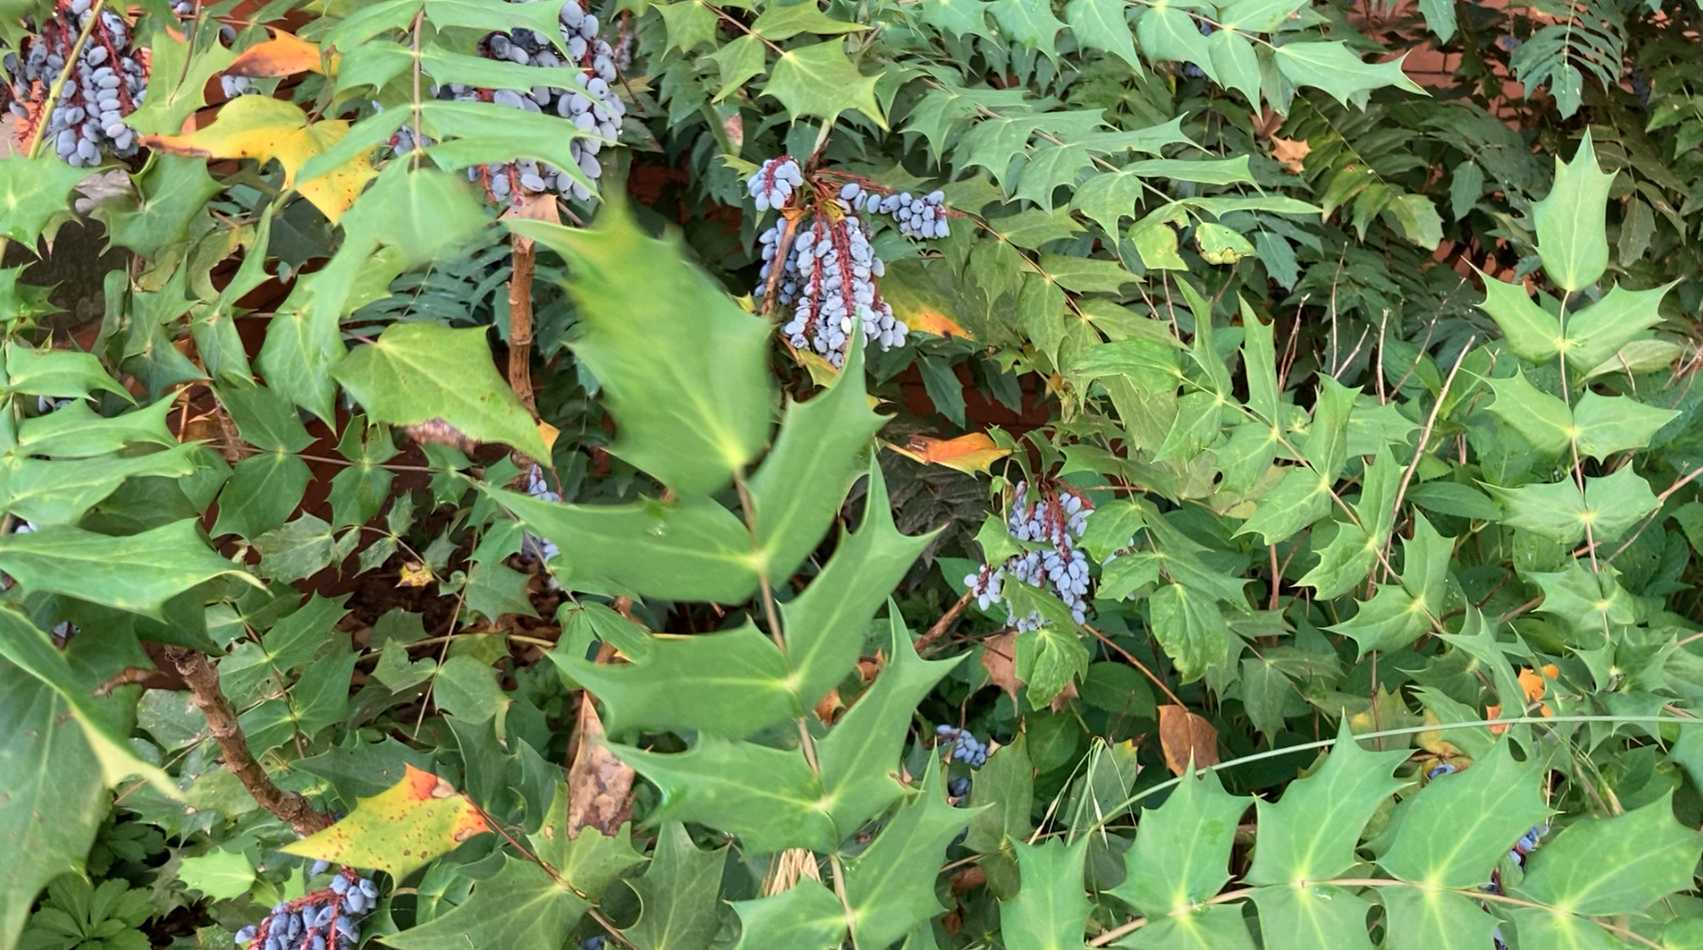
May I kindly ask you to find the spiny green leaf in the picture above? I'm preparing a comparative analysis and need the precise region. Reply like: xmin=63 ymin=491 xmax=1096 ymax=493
xmin=625 ymin=823 xmax=729 ymax=950
xmin=1111 ymin=768 xmax=1249 ymax=915
xmin=1249 ymin=885 xmax=1373 ymax=950
xmin=1533 ymin=131 xmax=1614 ymax=292
xmin=1137 ymin=4 xmax=1214 ymax=79
xmin=1 ymin=443 xmax=201 ymax=526
xmin=1380 ymin=886 xmax=1497 ymax=950
xmin=91 ymin=156 xmax=223 ymax=260
xmin=1379 ymin=740 xmax=1548 ymax=888
xmin=1237 ymin=468 xmax=1332 ymax=545
xmin=614 ymin=736 xmax=832 ymax=853
xmin=13 ymin=400 xmax=175 ymax=459
xmin=0 ymin=155 xmax=90 ymax=246
xmin=1147 ymin=583 xmax=1229 ymax=683
xmin=1475 ymin=271 xmax=1561 ymax=363
xmin=844 ymin=768 xmax=974 ymax=949
xmin=817 ymin=614 xmax=963 ymax=835
xmin=990 ymin=0 xmax=1068 ymax=53
xmin=1244 ymin=722 xmax=1409 ymax=884
xmin=998 ymin=837 xmax=1092 ymax=950
xmin=750 ymin=1 xmax=869 ymax=39
xmin=1515 ymin=794 xmax=1703 ymax=915
xmin=381 ymin=857 xmax=587 ymax=950
xmin=210 ymin=454 xmax=313 ymax=540
xmin=1066 ymin=0 xmax=1141 ymax=72
xmin=333 ymin=322 xmax=548 ymax=461
xmin=0 ymin=520 xmax=258 ymax=618
xmin=1571 ymin=391 xmax=1679 ymax=460
xmin=1562 ymin=281 xmax=1673 ymax=372
xmin=1486 ymin=369 xmax=1572 ymax=456
xmin=1120 ymin=903 xmax=1256 ymax=950
xmin=764 ymin=41 xmax=885 ymax=127
xmin=728 ymin=881 xmax=845 ymax=950
xmin=510 ymin=204 xmax=773 ymax=494
xmin=1273 ymin=42 xmax=1423 ymax=102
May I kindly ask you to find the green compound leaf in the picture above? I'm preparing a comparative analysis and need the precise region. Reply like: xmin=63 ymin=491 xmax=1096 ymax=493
xmin=382 ymin=857 xmax=587 ymax=950
xmin=998 ymin=836 xmax=1092 ymax=950
xmin=1379 ymin=886 xmax=1498 ymax=950
xmin=747 ymin=342 xmax=886 ymax=585
xmin=625 ymin=823 xmax=729 ymax=950
xmin=1476 ymin=272 xmax=1562 ymax=363
xmin=0 ymin=520 xmax=258 ymax=618
xmin=15 ymin=399 xmax=173 ymax=459
xmin=1120 ymin=903 xmax=1256 ymax=950
xmin=1218 ymin=0 xmax=1308 ymax=32
xmin=1330 ymin=515 xmax=1452 ymax=656
xmin=0 ymin=661 xmax=106 ymax=950
xmin=1532 ymin=131 xmax=1614 ymax=293
xmin=817 ymin=615 xmax=962 ymax=835
xmin=1244 ymin=722 xmax=1410 ymax=884
xmin=781 ymin=463 xmax=933 ymax=712
xmin=493 ymin=489 xmax=758 ymax=603
xmin=333 ymin=322 xmax=548 ymax=460
xmin=557 ymin=621 xmax=794 ymax=740
xmin=1379 ymin=740 xmax=1548 ymax=888
xmin=764 ymin=41 xmax=884 ymax=127
xmin=1137 ymin=4 xmax=1213 ymax=79
xmin=510 ymin=204 xmax=773 ymax=495
xmin=1110 ymin=768 xmax=1249 ymax=916
xmin=728 ymin=881 xmax=845 ymax=950
xmin=844 ymin=768 xmax=974 ymax=949
xmin=4 ymin=346 xmax=130 ymax=401
xmin=1249 ymin=885 xmax=1373 ymax=950
xmin=614 ymin=736 xmax=833 ymax=854
xmin=1236 ymin=467 xmax=1333 ymax=545
xmin=750 ymin=1 xmax=869 ymax=39
xmin=1489 ymin=465 xmax=1659 ymax=546
xmin=1514 ymin=794 xmax=1703 ymax=916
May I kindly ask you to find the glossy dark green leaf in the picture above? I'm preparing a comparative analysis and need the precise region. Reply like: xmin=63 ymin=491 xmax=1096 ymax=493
xmin=626 ymin=823 xmax=729 ymax=950
xmin=0 ymin=520 xmax=257 ymax=617
xmin=727 ymin=881 xmax=845 ymax=950
xmin=844 ymin=769 xmax=972 ymax=949
xmin=383 ymin=857 xmax=587 ymax=950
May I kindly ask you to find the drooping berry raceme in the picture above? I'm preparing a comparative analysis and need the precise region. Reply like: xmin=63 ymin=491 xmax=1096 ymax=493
xmin=966 ymin=481 xmax=1093 ymax=632
xmin=769 ymin=213 xmax=906 ymax=367
xmin=390 ymin=0 xmax=625 ymax=204
xmin=236 ymin=868 xmax=376 ymax=950
xmin=748 ymin=156 xmax=803 ymax=212
xmin=2 ymin=0 xmax=149 ymax=167
xmin=935 ymin=725 xmax=989 ymax=767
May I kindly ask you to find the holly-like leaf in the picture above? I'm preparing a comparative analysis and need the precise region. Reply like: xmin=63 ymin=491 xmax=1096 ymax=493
xmin=625 ymin=823 xmax=729 ymax=950
xmin=990 ymin=0 xmax=1068 ymax=53
xmin=998 ymin=837 xmax=1091 ymax=950
xmin=751 ymin=2 xmax=870 ymax=39
xmin=1330 ymin=515 xmax=1451 ymax=656
xmin=0 ymin=662 xmax=106 ymax=950
xmin=1571 ymin=391 xmax=1679 ymax=459
xmin=1244 ymin=723 xmax=1409 ymax=884
xmin=333 ymin=323 xmax=548 ymax=461
xmin=844 ymin=768 xmax=973 ymax=950
xmin=1137 ymin=4 xmax=1212 ymax=76
xmin=1532 ymin=131 xmax=1614 ymax=292
xmin=511 ymin=203 xmax=772 ymax=495
xmin=764 ymin=41 xmax=885 ymax=127
xmin=280 ymin=764 xmax=491 ymax=881
xmin=1066 ymin=0 xmax=1141 ymax=72
xmin=1490 ymin=465 xmax=1659 ymax=546
xmin=1475 ymin=272 xmax=1562 ymax=363
xmin=1562 ymin=282 xmax=1673 ymax=372
xmin=1148 ymin=583 xmax=1228 ymax=683
xmin=15 ymin=400 xmax=175 ymax=459
xmin=1249 ymin=885 xmax=1373 ymax=950
xmin=382 ymin=857 xmax=586 ymax=950
xmin=1110 ymin=767 xmax=1248 ymax=915
xmin=1380 ymin=886 xmax=1497 ymax=950
xmin=614 ymin=736 xmax=833 ymax=853
xmin=1379 ymin=740 xmax=1548 ymax=888
xmin=139 ymin=95 xmax=375 ymax=223
xmin=0 ymin=155 xmax=91 ymax=246
xmin=176 ymin=851 xmax=255 ymax=901
xmin=1486 ymin=369 xmax=1572 ymax=455
xmin=91 ymin=156 xmax=223 ymax=260
xmin=1272 ymin=42 xmax=1424 ymax=103
xmin=1515 ymin=794 xmax=1703 ymax=915
xmin=728 ymin=882 xmax=846 ymax=950
xmin=1124 ymin=903 xmax=1257 ymax=950
xmin=0 ymin=520 xmax=258 ymax=617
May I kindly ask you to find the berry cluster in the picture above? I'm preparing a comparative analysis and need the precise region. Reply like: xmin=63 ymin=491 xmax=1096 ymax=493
xmin=390 ymin=0 xmax=624 ymax=203
xmin=965 ymin=481 xmax=1093 ymax=632
xmin=749 ymin=159 xmax=952 ymax=367
xmin=1 ymin=0 xmax=148 ymax=167
xmin=935 ymin=725 xmax=988 ymax=767
xmin=235 ymin=866 xmax=375 ymax=950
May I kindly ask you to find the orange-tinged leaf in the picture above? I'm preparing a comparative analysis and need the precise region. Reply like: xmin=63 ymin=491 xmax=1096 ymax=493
xmin=980 ymin=631 xmax=1020 ymax=700
xmin=1517 ymin=667 xmax=1547 ymax=702
xmin=398 ymin=562 xmax=434 ymax=588
xmin=904 ymin=306 xmax=972 ymax=339
xmin=887 ymin=433 xmax=1011 ymax=475
xmin=279 ymin=765 xmax=490 ymax=880
xmin=1158 ymin=704 xmax=1219 ymax=775
xmin=227 ymin=32 xmax=325 ymax=77
xmin=1270 ymin=135 xmax=1311 ymax=173
xmin=1486 ymin=703 xmax=1507 ymax=735
xmin=138 ymin=96 xmax=374 ymax=222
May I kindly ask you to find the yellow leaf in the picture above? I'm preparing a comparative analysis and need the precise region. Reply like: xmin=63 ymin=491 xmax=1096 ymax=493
xmin=398 ymin=562 xmax=434 ymax=588
xmin=1415 ymin=709 xmax=1463 ymax=758
xmin=139 ymin=96 xmax=374 ymax=222
xmin=280 ymin=765 xmax=491 ymax=880
xmin=886 ymin=433 xmax=1011 ymax=475
xmin=227 ymin=31 xmax=326 ymax=77
xmin=904 ymin=306 xmax=972 ymax=340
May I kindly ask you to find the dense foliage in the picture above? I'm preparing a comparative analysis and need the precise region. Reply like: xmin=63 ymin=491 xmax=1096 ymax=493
xmin=1 ymin=0 xmax=1702 ymax=948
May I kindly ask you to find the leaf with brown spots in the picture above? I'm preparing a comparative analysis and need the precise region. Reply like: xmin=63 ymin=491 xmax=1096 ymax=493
xmin=226 ymin=31 xmax=326 ymax=77
xmin=567 ymin=700 xmax=635 ymax=838
xmin=981 ymin=631 xmax=1021 ymax=700
xmin=139 ymin=96 xmax=373 ymax=223
xmin=279 ymin=765 xmax=490 ymax=880
xmin=1157 ymin=704 xmax=1219 ymax=776
xmin=887 ymin=433 xmax=1011 ymax=475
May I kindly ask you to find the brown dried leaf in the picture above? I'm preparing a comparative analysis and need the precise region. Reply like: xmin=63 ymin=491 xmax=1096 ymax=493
xmin=1158 ymin=704 xmax=1219 ymax=776
xmin=1048 ymin=680 xmax=1079 ymax=714
xmin=813 ymin=688 xmax=844 ymax=725
xmin=980 ymin=631 xmax=1020 ymax=700
xmin=1270 ymin=135 xmax=1311 ymax=174
xmin=567 ymin=699 xmax=634 ymax=838
xmin=886 ymin=433 xmax=1012 ymax=476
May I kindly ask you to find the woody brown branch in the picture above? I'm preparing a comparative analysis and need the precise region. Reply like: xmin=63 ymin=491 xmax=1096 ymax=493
xmin=161 ymin=646 xmax=333 ymax=837
xmin=508 ymin=229 xmax=537 ymax=415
